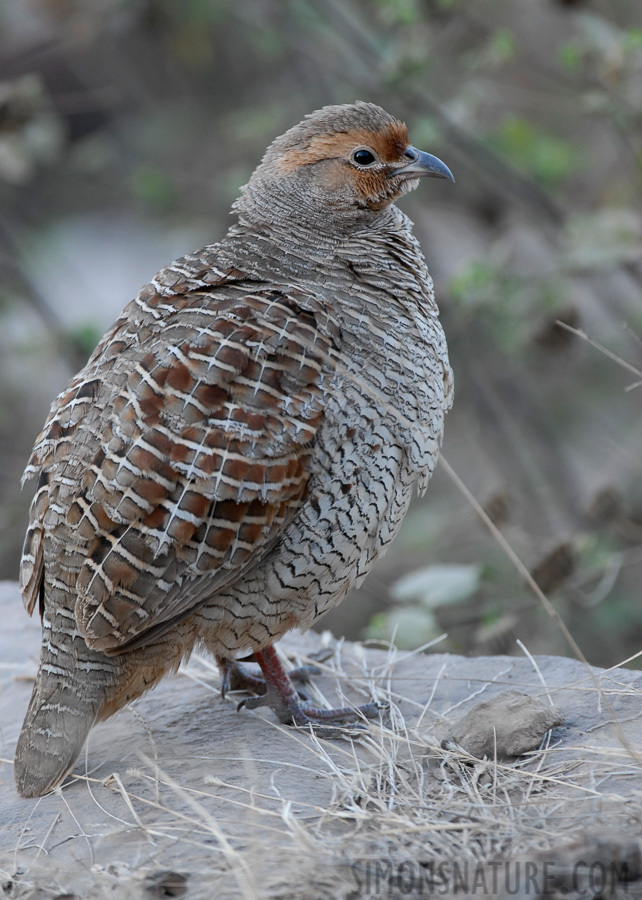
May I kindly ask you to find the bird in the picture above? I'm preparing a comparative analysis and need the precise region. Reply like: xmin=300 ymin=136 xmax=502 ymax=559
xmin=14 ymin=101 xmax=454 ymax=798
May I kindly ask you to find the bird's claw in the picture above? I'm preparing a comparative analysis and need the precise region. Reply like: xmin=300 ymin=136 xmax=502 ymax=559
xmin=225 ymin=646 xmax=388 ymax=739
xmin=218 ymin=656 xmax=321 ymax=701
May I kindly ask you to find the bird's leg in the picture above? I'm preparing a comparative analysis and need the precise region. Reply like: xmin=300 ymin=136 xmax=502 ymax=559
xmin=217 ymin=653 xmax=320 ymax=700
xmin=238 ymin=644 xmax=386 ymax=734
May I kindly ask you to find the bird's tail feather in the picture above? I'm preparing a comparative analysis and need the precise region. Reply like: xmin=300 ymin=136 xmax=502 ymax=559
xmin=14 ymin=609 xmax=114 ymax=798
xmin=14 ymin=667 xmax=101 ymax=798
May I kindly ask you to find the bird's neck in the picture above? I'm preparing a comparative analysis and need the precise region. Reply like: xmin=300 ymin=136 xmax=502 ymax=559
xmin=216 ymin=206 xmax=440 ymax=354
xmin=228 ymin=214 xmax=342 ymax=267
xmin=224 ymin=204 xmax=425 ymax=291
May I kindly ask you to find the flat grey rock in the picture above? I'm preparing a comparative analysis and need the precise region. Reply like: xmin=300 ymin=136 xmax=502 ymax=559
xmin=1 ymin=580 xmax=641 ymax=899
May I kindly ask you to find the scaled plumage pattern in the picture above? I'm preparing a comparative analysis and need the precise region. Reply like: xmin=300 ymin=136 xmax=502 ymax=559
xmin=15 ymin=101 xmax=454 ymax=797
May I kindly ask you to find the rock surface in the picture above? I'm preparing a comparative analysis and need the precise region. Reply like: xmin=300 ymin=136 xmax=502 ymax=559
xmin=1 ymin=580 xmax=641 ymax=899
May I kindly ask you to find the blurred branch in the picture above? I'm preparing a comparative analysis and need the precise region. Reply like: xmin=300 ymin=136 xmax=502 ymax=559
xmin=557 ymin=321 xmax=642 ymax=380
xmin=439 ymin=454 xmax=588 ymax=662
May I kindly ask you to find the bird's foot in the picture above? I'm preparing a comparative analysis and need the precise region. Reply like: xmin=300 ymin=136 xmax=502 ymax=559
xmin=237 ymin=644 xmax=387 ymax=738
xmin=217 ymin=653 xmax=320 ymax=701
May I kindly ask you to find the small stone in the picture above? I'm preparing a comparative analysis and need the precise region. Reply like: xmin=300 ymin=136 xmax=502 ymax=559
xmin=440 ymin=690 xmax=565 ymax=760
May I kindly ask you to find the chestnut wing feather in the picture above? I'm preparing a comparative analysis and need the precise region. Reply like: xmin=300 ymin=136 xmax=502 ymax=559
xmin=21 ymin=283 xmax=339 ymax=653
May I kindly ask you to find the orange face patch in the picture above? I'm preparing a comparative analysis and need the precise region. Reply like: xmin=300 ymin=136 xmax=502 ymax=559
xmin=275 ymin=122 xmax=409 ymax=174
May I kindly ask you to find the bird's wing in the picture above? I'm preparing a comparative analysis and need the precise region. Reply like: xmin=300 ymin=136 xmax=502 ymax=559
xmin=21 ymin=278 xmax=341 ymax=654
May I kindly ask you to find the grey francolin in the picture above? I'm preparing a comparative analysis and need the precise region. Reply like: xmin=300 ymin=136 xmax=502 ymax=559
xmin=15 ymin=101 xmax=454 ymax=798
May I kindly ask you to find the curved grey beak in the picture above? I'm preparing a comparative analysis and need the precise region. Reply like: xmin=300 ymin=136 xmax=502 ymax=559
xmin=390 ymin=147 xmax=455 ymax=182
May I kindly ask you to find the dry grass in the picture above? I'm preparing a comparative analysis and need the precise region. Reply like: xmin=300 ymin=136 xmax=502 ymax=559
xmin=4 ymin=633 xmax=641 ymax=899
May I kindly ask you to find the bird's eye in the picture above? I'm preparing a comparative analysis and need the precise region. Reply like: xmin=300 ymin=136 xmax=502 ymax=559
xmin=351 ymin=148 xmax=377 ymax=167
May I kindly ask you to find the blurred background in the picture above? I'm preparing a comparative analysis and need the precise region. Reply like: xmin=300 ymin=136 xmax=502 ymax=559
xmin=0 ymin=0 xmax=640 ymax=668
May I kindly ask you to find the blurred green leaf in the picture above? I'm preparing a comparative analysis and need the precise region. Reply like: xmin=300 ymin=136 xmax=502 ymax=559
xmin=491 ymin=28 xmax=516 ymax=63
xmin=564 ymin=209 xmax=642 ymax=271
xmin=391 ymin=564 xmax=482 ymax=609
xmin=363 ymin=606 xmax=439 ymax=649
xmin=227 ymin=105 xmax=287 ymax=143
xmin=64 ymin=322 xmax=102 ymax=362
xmin=449 ymin=260 xmax=498 ymax=309
xmin=153 ymin=0 xmax=227 ymax=29
xmin=408 ymin=116 xmax=441 ymax=149
xmin=463 ymin=27 xmax=516 ymax=73
xmin=623 ymin=28 xmax=642 ymax=51
xmin=374 ymin=0 xmax=420 ymax=26
xmin=129 ymin=165 xmax=175 ymax=211
xmin=559 ymin=41 xmax=582 ymax=72
xmin=487 ymin=116 xmax=580 ymax=187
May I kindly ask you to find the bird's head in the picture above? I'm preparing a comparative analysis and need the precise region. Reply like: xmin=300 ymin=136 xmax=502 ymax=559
xmin=234 ymin=101 xmax=454 ymax=232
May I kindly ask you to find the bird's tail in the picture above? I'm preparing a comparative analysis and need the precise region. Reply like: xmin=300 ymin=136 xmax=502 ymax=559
xmin=14 ymin=612 xmax=112 ymax=798
xmin=14 ymin=674 xmax=100 ymax=798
